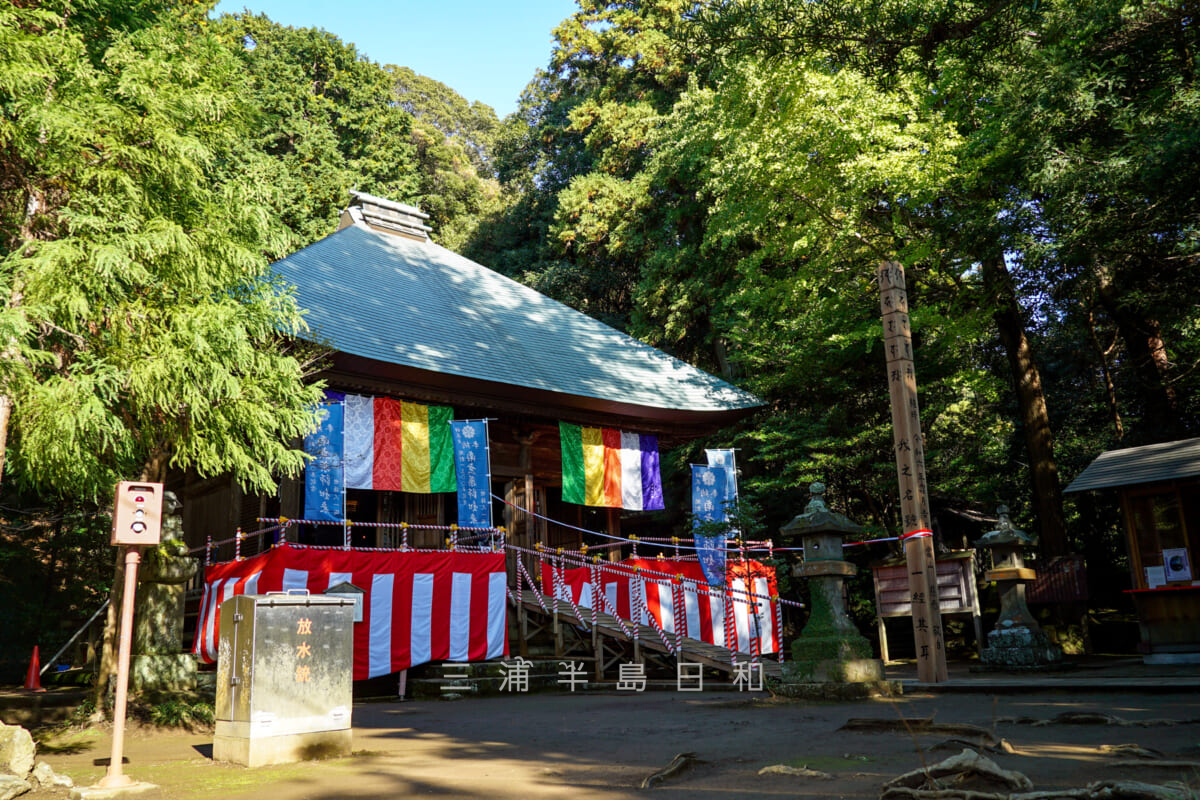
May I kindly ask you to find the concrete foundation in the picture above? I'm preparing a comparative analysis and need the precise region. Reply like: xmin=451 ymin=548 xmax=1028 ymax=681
xmin=212 ymin=725 xmax=352 ymax=768
xmin=213 ymin=724 xmax=350 ymax=767
xmin=70 ymin=780 xmax=160 ymax=800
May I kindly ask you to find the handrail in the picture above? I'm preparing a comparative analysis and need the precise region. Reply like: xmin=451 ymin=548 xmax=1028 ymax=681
xmin=41 ymin=599 xmax=110 ymax=676
xmin=190 ymin=517 xmax=797 ymax=663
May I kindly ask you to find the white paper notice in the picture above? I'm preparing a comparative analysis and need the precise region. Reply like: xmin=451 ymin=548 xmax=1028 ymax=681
xmin=1145 ymin=566 xmax=1167 ymax=589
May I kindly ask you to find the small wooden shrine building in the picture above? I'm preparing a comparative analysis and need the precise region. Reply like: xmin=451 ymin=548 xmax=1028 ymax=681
xmin=1066 ymin=437 xmax=1200 ymax=662
xmin=176 ymin=192 xmax=761 ymax=555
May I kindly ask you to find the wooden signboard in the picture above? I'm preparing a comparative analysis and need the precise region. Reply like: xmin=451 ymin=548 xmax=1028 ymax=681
xmin=871 ymin=551 xmax=983 ymax=662
xmin=878 ymin=261 xmax=948 ymax=683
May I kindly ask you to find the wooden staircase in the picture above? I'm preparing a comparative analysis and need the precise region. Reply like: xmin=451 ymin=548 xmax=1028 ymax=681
xmin=513 ymin=590 xmax=783 ymax=682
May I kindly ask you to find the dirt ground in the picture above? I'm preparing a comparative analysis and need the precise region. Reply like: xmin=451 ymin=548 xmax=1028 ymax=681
xmin=22 ymin=686 xmax=1200 ymax=800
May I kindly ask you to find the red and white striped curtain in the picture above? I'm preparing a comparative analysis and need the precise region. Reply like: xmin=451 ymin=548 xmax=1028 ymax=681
xmin=541 ymin=557 xmax=781 ymax=654
xmin=193 ymin=545 xmax=508 ymax=679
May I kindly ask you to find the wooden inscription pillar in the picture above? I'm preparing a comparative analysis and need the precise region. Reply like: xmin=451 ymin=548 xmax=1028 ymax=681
xmin=878 ymin=261 xmax=948 ymax=683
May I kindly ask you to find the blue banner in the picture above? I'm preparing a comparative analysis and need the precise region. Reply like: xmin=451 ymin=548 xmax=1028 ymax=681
xmin=450 ymin=420 xmax=492 ymax=528
xmin=304 ymin=402 xmax=344 ymax=522
xmin=692 ymin=464 xmax=729 ymax=586
xmin=705 ymin=449 xmax=739 ymax=503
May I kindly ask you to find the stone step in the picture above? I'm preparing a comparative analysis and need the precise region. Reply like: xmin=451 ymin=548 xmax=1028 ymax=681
xmin=0 ymin=689 xmax=87 ymax=728
xmin=409 ymin=658 xmax=560 ymax=681
xmin=407 ymin=672 xmax=562 ymax=699
xmin=407 ymin=657 xmax=593 ymax=698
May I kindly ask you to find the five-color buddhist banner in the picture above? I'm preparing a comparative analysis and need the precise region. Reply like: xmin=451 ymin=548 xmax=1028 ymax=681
xmin=343 ymin=395 xmax=455 ymax=493
xmin=559 ymin=422 xmax=664 ymax=510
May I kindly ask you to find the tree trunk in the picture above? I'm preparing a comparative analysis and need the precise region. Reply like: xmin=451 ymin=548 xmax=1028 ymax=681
xmin=981 ymin=257 xmax=1069 ymax=557
xmin=90 ymin=549 xmax=124 ymax=719
xmin=1094 ymin=265 xmax=1185 ymax=442
xmin=0 ymin=395 xmax=11 ymax=491
xmin=1085 ymin=307 xmax=1123 ymax=440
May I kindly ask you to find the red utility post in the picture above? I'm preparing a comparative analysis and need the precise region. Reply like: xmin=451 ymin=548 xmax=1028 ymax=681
xmin=95 ymin=481 xmax=163 ymax=790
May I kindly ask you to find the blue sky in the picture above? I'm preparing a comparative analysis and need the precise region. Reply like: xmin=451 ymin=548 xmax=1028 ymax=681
xmin=212 ymin=0 xmax=580 ymax=117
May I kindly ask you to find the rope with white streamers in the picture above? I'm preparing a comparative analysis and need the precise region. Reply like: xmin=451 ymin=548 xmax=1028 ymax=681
xmin=638 ymin=574 xmax=677 ymax=655
xmin=514 ymin=555 xmax=548 ymax=614
xmin=552 ymin=557 xmax=593 ymax=634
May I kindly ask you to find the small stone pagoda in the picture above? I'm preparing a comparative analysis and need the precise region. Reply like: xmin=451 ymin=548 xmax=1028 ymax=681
xmin=774 ymin=483 xmax=897 ymax=698
xmin=978 ymin=506 xmax=1063 ymax=669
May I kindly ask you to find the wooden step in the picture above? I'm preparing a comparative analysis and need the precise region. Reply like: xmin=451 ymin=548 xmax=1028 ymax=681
xmin=518 ymin=592 xmax=784 ymax=678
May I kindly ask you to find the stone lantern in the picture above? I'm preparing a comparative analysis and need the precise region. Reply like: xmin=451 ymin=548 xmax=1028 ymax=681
xmin=131 ymin=491 xmax=200 ymax=693
xmin=978 ymin=505 xmax=1062 ymax=668
xmin=776 ymin=483 xmax=890 ymax=695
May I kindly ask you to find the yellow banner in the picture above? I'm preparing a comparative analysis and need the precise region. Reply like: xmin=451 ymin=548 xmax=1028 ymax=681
xmin=581 ymin=426 xmax=605 ymax=506
xmin=401 ymin=401 xmax=431 ymax=493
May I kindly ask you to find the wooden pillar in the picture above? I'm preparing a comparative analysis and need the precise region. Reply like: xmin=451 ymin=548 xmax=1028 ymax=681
xmin=228 ymin=478 xmax=243 ymax=549
xmin=519 ymin=603 xmax=529 ymax=658
xmin=879 ymin=261 xmax=948 ymax=683
xmin=279 ymin=475 xmax=302 ymax=525
xmin=525 ymin=473 xmax=538 ymax=546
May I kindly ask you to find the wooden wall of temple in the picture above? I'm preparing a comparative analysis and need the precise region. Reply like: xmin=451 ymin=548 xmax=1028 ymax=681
xmin=171 ymin=416 xmax=603 ymax=557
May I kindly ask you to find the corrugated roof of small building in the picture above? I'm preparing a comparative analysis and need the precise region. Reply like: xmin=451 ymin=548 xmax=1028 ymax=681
xmin=272 ymin=220 xmax=763 ymax=415
xmin=1064 ymin=437 xmax=1200 ymax=493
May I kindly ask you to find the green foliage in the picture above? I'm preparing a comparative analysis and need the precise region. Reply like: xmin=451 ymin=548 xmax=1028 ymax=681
xmin=208 ymin=14 xmax=420 ymax=246
xmin=0 ymin=3 xmax=324 ymax=499
xmin=390 ymin=65 xmax=501 ymax=176
xmin=141 ymin=697 xmax=215 ymax=729
xmin=467 ymin=0 xmax=1199 ymax=581
xmin=0 ymin=497 xmax=112 ymax=682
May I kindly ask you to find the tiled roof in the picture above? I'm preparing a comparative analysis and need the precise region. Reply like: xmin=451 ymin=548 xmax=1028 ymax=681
xmin=1064 ymin=437 xmax=1200 ymax=492
xmin=272 ymin=221 xmax=763 ymax=414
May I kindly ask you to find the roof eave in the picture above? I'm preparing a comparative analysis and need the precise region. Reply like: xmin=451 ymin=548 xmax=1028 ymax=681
xmin=321 ymin=351 xmax=763 ymax=438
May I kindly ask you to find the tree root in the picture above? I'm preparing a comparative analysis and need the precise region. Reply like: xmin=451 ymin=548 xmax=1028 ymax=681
xmin=758 ymin=764 xmax=834 ymax=779
xmin=883 ymin=749 xmax=1034 ymax=793
xmin=997 ymin=713 xmax=1200 ymax=728
xmin=879 ymin=747 xmax=1191 ymax=800
xmin=1105 ymin=760 xmax=1200 ymax=769
xmin=1098 ymin=745 xmax=1163 ymax=759
xmin=640 ymin=752 xmax=701 ymax=789
xmin=882 ymin=783 xmax=1189 ymax=800
xmin=930 ymin=738 xmax=1018 ymax=755
xmin=842 ymin=717 xmax=1003 ymax=748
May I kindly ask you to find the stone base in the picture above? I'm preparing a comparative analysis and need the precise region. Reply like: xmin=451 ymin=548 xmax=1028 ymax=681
xmin=768 ymin=677 xmax=902 ymax=701
xmin=1144 ymin=651 xmax=1200 ymax=665
xmin=212 ymin=728 xmax=352 ymax=768
xmin=791 ymin=632 xmax=873 ymax=665
xmin=981 ymin=624 xmax=1064 ymax=668
xmin=70 ymin=779 xmax=160 ymax=799
xmin=779 ymin=657 xmax=886 ymax=684
xmin=969 ymin=661 xmax=1076 ymax=674
xmin=129 ymin=654 xmax=196 ymax=694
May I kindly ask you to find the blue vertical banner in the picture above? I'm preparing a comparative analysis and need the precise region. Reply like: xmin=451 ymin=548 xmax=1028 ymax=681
xmin=450 ymin=419 xmax=492 ymax=528
xmin=706 ymin=448 xmax=740 ymax=540
xmin=304 ymin=402 xmax=344 ymax=522
xmin=705 ymin=449 xmax=739 ymax=505
xmin=692 ymin=464 xmax=730 ymax=586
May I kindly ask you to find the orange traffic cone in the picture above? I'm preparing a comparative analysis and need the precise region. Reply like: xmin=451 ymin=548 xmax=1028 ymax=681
xmin=24 ymin=646 xmax=46 ymax=693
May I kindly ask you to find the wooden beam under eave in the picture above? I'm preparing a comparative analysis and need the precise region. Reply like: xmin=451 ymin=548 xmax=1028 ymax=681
xmin=320 ymin=353 xmax=759 ymax=440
